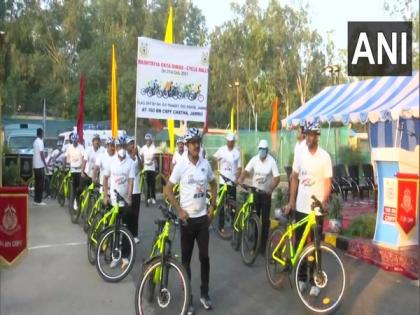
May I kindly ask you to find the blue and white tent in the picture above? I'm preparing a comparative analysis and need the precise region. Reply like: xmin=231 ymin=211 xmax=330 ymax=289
xmin=282 ymin=72 xmax=419 ymax=127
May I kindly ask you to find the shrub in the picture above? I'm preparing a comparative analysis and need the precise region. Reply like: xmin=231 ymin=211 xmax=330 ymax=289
xmin=343 ymin=214 xmax=376 ymax=238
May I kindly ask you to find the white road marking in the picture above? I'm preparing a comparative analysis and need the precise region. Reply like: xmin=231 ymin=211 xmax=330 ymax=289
xmin=29 ymin=242 xmax=85 ymax=250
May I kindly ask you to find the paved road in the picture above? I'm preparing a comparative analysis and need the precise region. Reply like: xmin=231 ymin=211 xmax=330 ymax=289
xmin=1 ymin=198 xmax=419 ymax=315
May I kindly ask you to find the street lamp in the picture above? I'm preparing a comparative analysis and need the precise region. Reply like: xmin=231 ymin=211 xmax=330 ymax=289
xmin=324 ymin=64 xmax=341 ymax=85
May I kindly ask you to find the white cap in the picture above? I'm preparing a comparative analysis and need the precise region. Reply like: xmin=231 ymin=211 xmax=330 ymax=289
xmin=258 ymin=139 xmax=269 ymax=149
xmin=226 ymin=132 xmax=236 ymax=142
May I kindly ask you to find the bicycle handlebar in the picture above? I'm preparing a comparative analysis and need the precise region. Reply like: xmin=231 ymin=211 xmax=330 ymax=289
xmin=239 ymin=183 xmax=267 ymax=195
xmin=310 ymin=195 xmax=327 ymax=215
xmin=113 ymin=189 xmax=128 ymax=206
xmin=219 ymin=174 xmax=236 ymax=186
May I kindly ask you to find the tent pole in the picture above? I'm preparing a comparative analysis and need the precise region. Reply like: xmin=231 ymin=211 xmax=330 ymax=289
xmin=394 ymin=118 xmax=400 ymax=147
xmin=326 ymin=121 xmax=331 ymax=150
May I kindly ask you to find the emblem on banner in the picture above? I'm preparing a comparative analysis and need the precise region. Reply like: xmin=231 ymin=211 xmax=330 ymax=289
xmin=0 ymin=205 xmax=21 ymax=236
xmin=139 ymin=41 xmax=150 ymax=58
xmin=400 ymin=189 xmax=413 ymax=213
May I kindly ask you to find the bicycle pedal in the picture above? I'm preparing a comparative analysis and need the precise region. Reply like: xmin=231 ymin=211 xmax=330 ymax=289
xmin=307 ymin=255 xmax=315 ymax=262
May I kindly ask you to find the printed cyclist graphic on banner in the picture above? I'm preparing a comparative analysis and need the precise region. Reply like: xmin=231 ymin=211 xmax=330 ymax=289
xmin=135 ymin=37 xmax=210 ymax=122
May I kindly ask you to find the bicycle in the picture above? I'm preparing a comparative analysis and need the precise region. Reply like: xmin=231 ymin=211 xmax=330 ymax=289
xmin=94 ymin=190 xmax=136 ymax=282
xmin=49 ymin=165 xmax=64 ymax=199
xmin=135 ymin=204 xmax=191 ymax=315
xmin=211 ymin=174 xmax=237 ymax=240
xmin=231 ymin=184 xmax=262 ymax=266
xmin=139 ymin=169 xmax=149 ymax=207
xmin=84 ymin=186 xmax=105 ymax=234
xmin=265 ymin=196 xmax=346 ymax=314
xmin=70 ymin=181 xmax=96 ymax=224
xmin=57 ymin=169 xmax=72 ymax=207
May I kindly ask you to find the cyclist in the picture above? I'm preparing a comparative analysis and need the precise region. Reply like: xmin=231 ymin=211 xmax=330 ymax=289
xmin=63 ymin=133 xmax=85 ymax=211
xmin=93 ymin=137 xmax=115 ymax=192
xmin=171 ymin=137 xmax=185 ymax=171
xmin=284 ymin=121 xmax=332 ymax=297
xmin=238 ymin=139 xmax=280 ymax=255
xmin=140 ymin=133 xmax=157 ymax=204
xmin=127 ymin=137 xmax=142 ymax=244
xmin=82 ymin=134 xmax=104 ymax=189
xmin=213 ymin=132 xmax=242 ymax=232
xmin=165 ymin=127 xmax=217 ymax=314
xmin=103 ymin=136 xmax=135 ymax=270
xmin=293 ymin=123 xmax=307 ymax=168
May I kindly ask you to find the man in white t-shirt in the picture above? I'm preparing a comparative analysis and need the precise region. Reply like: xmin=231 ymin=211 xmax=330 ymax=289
xmin=284 ymin=121 xmax=332 ymax=297
xmin=82 ymin=134 xmax=104 ymax=187
xmin=293 ymin=124 xmax=307 ymax=167
xmin=63 ymin=133 xmax=85 ymax=211
xmin=103 ymin=135 xmax=135 ymax=269
xmin=127 ymin=137 xmax=142 ymax=244
xmin=171 ymin=137 xmax=185 ymax=171
xmin=165 ymin=128 xmax=217 ymax=313
xmin=140 ymin=133 xmax=157 ymax=204
xmin=238 ymin=139 xmax=280 ymax=255
xmin=93 ymin=137 xmax=115 ymax=191
xmin=32 ymin=128 xmax=48 ymax=205
xmin=213 ymin=132 xmax=242 ymax=232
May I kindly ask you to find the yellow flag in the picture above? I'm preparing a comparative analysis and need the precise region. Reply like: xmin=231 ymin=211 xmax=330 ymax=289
xmin=165 ymin=5 xmax=175 ymax=153
xmin=111 ymin=44 xmax=118 ymax=138
xmin=230 ymin=106 xmax=235 ymax=132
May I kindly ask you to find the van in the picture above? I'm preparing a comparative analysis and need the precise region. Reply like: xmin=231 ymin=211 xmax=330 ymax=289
xmin=4 ymin=123 xmax=42 ymax=155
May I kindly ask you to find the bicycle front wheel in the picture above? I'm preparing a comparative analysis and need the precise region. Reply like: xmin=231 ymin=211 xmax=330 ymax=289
xmin=240 ymin=213 xmax=261 ymax=266
xmin=265 ymin=225 xmax=292 ymax=290
xmin=295 ymin=243 xmax=346 ymax=314
xmin=213 ymin=203 xmax=234 ymax=240
xmin=95 ymin=226 xmax=136 ymax=282
xmin=135 ymin=256 xmax=191 ymax=315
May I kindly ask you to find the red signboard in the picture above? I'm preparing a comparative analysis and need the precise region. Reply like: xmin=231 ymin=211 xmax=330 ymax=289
xmin=396 ymin=173 xmax=419 ymax=235
xmin=383 ymin=206 xmax=397 ymax=223
xmin=0 ymin=187 xmax=28 ymax=266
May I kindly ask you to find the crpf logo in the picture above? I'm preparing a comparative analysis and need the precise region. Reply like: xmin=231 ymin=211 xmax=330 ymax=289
xmin=0 ymin=205 xmax=21 ymax=236
xmin=139 ymin=41 xmax=150 ymax=58
xmin=348 ymin=22 xmax=412 ymax=76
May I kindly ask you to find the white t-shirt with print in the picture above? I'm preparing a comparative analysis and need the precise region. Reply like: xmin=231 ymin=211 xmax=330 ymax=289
xmin=169 ymin=156 xmax=214 ymax=218
xmin=141 ymin=144 xmax=156 ymax=171
xmin=172 ymin=150 xmax=184 ymax=166
xmin=95 ymin=151 xmax=115 ymax=188
xmin=245 ymin=154 xmax=280 ymax=193
xmin=131 ymin=155 xmax=141 ymax=195
xmin=104 ymin=156 xmax=135 ymax=206
xmin=66 ymin=144 xmax=85 ymax=173
xmin=293 ymin=146 xmax=332 ymax=214
xmin=293 ymin=140 xmax=307 ymax=167
xmin=33 ymin=138 xmax=45 ymax=169
xmin=84 ymin=146 xmax=105 ymax=178
xmin=213 ymin=145 xmax=241 ymax=185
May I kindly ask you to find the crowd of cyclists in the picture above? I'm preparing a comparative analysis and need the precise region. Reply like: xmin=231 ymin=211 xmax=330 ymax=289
xmin=32 ymin=120 xmax=338 ymax=315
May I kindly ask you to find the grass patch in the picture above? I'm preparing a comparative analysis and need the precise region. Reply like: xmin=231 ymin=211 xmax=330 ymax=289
xmin=342 ymin=214 xmax=376 ymax=239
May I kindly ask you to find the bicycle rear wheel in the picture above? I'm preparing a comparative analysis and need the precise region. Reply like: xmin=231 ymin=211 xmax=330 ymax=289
xmin=265 ymin=225 xmax=292 ymax=290
xmin=213 ymin=202 xmax=234 ymax=240
xmin=135 ymin=256 xmax=191 ymax=315
xmin=96 ymin=226 xmax=136 ymax=282
xmin=295 ymin=243 xmax=346 ymax=314
xmin=57 ymin=183 xmax=65 ymax=207
xmin=240 ymin=212 xmax=261 ymax=266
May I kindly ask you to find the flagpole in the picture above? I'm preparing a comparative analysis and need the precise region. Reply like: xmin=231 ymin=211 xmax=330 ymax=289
xmin=43 ymin=98 xmax=46 ymax=134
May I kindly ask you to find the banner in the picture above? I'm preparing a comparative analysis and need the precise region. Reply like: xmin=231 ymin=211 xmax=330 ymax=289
xmin=396 ymin=173 xmax=419 ymax=235
xmin=0 ymin=187 xmax=28 ymax=266
xmin=136 ymin=37 xmax=210 ymax=122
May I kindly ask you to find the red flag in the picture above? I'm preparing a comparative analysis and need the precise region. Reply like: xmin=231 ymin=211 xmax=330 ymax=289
xmin=270 ymin=96 xmax=278 ymax=150
xmin=77 ymin=74 xmax=85 ymax=144
xmin=149 ymin=119 xmax=164 ymax=131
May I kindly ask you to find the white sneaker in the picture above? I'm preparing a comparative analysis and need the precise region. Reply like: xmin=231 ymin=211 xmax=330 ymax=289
xmin=151 ymin=198 xmax=156 ymax=204
xmin=121 ymin=258 xmax=129 ymax=271
xmin=32 ymin=202 xmax=40 ymax=206
xmin=109 ymin=258 xmax=120 ymax=269
xmin=73 ymin=199 xmax=78 ymax=210
xmin=38 ymin=202 xmax=47 ymax=206
xmin=134 ymin=237 xmax=140 ymax=244
xmin=298 ymin=281 xmax=307 ymax=292
xmin=310 ymin=286 xmax=321 ymax=297
xmin=147 ymin=198 xmax=152 ymax=204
